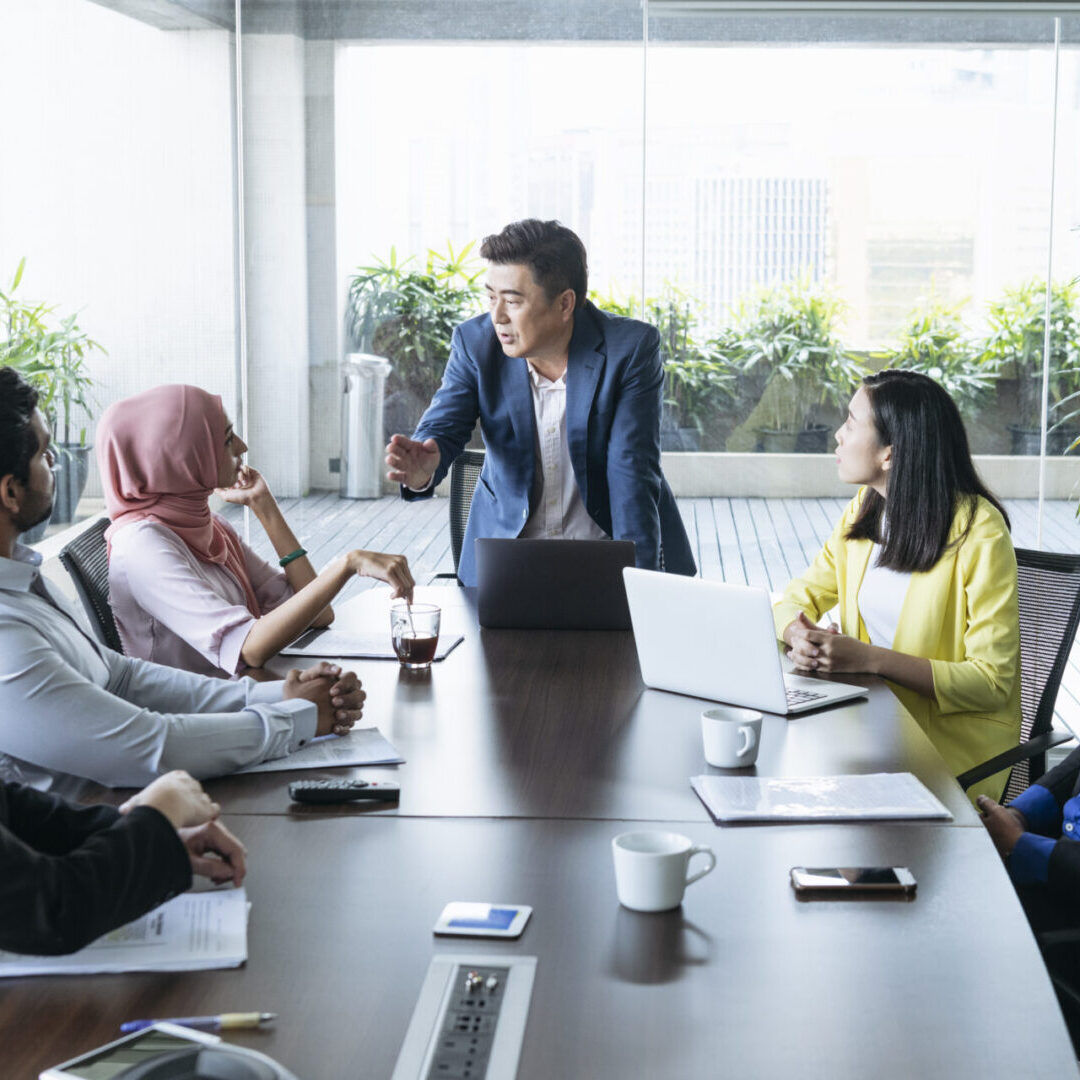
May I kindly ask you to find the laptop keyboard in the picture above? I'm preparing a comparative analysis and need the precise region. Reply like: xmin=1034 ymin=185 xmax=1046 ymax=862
xmin=786 ymin=686 xmax=828 ymax=705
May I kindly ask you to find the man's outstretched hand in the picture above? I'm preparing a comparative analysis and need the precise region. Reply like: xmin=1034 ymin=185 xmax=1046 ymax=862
xmin=385 ymin=434 xmax=440 ymax=491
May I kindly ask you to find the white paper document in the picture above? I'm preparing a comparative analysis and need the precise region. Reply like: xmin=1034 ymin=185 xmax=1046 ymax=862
xmin=690 ymin=772 xmax=953 ymax=824
xmin=234 ymin=726 xmax=404 ymax=774
xmin=0 ymin=888 xmax=249 ymax=977
xmin=281 ymin=628 xmax=464 ymax=660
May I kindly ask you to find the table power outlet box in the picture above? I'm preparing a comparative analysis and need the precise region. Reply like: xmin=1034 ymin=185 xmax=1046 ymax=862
xmin=391 ymin=954 xmax=537 ymax=1080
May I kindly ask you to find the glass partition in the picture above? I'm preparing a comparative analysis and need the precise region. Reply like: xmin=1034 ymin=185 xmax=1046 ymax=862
xmin=3 ymin=1 xmax=1079 ymax=560
xmin=0 ymin=0 xmax=239 ymax=541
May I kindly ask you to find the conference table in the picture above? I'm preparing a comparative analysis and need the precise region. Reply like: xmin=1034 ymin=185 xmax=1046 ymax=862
xmin=2 ymin=586 xmax=1077 ymax=1079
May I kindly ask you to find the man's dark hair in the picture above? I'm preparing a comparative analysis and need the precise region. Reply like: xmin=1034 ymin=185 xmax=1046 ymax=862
xmin=846 ymin=369 xmax=1009 ymax=572
xmin=480 ymin=219 xmax=588 ymax=310
xmin=0 ymin=367 xmax=40 ymax=484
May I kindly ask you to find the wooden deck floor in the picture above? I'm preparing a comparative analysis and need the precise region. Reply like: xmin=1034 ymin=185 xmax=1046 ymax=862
xmin=220 ymin=495 xmax=1080 ymax=733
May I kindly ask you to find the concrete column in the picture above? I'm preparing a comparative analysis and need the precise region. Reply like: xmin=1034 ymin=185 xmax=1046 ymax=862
xmin=240 ymin=32 xmax=310 ymax=497
xmin=304 ymin=39 xmax=341 ymax=491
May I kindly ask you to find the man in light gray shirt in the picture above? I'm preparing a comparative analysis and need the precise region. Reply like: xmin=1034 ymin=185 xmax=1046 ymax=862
xmin=0 ymin=368 xmax=366 ymax=790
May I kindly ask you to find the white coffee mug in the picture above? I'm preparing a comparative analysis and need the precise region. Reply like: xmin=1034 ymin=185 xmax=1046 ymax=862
xmin=611 ymin=831 xmax=717 ymax=913
xmin=701 ymin=706 xmax=763 ymax=768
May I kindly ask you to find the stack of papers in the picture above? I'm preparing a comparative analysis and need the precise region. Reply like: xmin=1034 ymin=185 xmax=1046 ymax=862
xmin=0 ymin=888 xmax=249 ymax=977
xmin=235 ymin=726 xmax=404 ymax=775
xmin=691 ymin=772 xmax=953 ymax=824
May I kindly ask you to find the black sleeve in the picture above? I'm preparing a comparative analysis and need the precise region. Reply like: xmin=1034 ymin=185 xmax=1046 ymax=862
xmin=0 ymin=784 xmax=193 ymax=956
xmin=1048 ymin=838 xmax=1080 ymax=908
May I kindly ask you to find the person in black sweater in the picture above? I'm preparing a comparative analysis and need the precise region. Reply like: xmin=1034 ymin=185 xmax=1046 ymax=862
xmin=0 ymin=770 xmax=245 ymax=955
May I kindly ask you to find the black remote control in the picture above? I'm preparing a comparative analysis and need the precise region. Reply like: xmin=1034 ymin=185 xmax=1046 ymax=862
xmin=288 ymin=779 xmax=400 ymax=805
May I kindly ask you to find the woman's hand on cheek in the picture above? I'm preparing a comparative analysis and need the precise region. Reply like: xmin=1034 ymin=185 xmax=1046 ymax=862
xmin=216 ymin=465 xmax=271 ymax=508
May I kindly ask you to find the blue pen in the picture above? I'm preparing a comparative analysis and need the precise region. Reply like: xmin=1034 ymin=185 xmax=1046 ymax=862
xmin=120 ymin=1012 xmax=276 ymax=1034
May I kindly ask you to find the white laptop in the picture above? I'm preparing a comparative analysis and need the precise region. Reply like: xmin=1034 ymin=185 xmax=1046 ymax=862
xmin=623 ymin=568 xmax=868 ymax=715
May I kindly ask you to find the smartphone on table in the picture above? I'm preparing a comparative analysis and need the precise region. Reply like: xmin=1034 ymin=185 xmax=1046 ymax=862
xmin=789 ymin=866 xmax=916 ymax=896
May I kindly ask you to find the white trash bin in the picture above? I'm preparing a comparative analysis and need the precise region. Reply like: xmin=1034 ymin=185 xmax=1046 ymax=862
xmin=340 ymin=353 xmax=392 ymax=499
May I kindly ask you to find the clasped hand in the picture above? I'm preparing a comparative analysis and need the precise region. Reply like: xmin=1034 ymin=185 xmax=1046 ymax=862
xmin=282 ymin=661 xmax=366 ymax=737
xmin=119 ymin=770 xmax=247 ymax=885
xmin=784 ymin=611 xmax=870 ymax=674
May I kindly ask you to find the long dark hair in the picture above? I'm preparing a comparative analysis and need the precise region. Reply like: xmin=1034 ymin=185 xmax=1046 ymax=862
xmin=846 ymin=369 xmax=1009 ymax=572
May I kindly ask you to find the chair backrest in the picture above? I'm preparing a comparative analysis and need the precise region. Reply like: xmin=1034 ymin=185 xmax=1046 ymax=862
xmin=58 ymin=517 xmax=124 ymax=653
xmin=448 ymin=449 xmax=486 ymax=576
xmin=1008 ymin=547 xmax=1080 ymax=801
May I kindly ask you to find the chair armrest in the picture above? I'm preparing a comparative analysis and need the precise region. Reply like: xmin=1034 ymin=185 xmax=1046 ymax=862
xmin=1040 ymin=929 xmax=1080 ymax=950
xmin=956 ymin=731 xmax=1075 ymax=791
xmin=429 ymin=572 xmax=463 ymax=585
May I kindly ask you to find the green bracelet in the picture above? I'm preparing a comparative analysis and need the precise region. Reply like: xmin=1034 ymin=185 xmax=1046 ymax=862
xmin=279 ymin=547 xmax=307 ymax=567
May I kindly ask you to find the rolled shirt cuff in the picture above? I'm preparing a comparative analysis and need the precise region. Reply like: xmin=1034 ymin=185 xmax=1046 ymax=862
xmin=1009 ymin=783 xmax=1062 ymax=835
xmin=1008 ymin=832 xmax=1056 ymax=886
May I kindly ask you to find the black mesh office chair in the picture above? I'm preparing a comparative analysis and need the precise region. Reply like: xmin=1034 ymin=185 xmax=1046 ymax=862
xmin=58 ymin=517 xmax=124 ymax=653
xmin=443 ymin=449 xmax=485 ymax=581
xmin=957 ymin=548 xmax=1080 ymax=796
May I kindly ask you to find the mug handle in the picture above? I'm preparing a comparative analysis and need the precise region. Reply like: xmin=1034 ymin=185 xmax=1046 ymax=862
xmin=685 ymin=845 xmax=717 ymax=888
xmin=737 ymin=725 xmax=752 ymax=758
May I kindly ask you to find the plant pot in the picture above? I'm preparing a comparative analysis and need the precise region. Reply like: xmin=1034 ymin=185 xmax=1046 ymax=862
xmin=1008 ymin=425 xmax=1075 ymax=456
xmin=50 ymin=443 xmax=92 ymax=525
xmin=677 ymin=427 xmax=701 ymax=452
xmin=757 ymin=429 xmax=799 ymax=454
xmin=661 ymin=428 xmax=700 ymax=452
xmin=795 ymin=424 xmax=831 ymax=454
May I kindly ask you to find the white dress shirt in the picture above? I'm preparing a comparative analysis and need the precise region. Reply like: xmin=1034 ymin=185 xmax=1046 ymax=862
xmin=109 ymin=518 xmax=294 ymax=677
xmin=857 ymin=545 xmax=913 ymax=650
xmin=519 ymin=364 xmax=607 ymax=541
xmin=0 ymin=544 xmax=316 ymax=790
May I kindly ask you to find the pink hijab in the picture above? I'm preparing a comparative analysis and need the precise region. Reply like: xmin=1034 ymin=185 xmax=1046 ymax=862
xmin=97 ymin=384 xmax=261 ymax=617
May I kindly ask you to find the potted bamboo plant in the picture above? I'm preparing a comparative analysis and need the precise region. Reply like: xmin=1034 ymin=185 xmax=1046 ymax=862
xmin=0 ymin=259 xmax=104 ymax=528
xmin=737 ymin=279 xmax=864 ymax=453
xmin=346 ymin=243 xmax=484 ymax=442
xmin=885 ymin=298 xmax=995 ymax=424
xmin=979 ymin=278 xmax=1080 ymax=455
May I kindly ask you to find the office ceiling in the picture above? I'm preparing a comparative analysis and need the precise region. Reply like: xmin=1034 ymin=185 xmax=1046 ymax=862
xmin=86 ymin=0 xmax=1080 ymax=42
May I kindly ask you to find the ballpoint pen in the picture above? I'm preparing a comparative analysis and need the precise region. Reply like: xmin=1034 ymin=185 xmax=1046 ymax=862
xmin=120 ymin=1012 xmax=276 ymax=1034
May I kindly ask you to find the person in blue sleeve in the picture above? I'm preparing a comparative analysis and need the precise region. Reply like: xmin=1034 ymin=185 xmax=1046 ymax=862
xmin=384 ymin=218 xmax=696 ymax=587
xmin=979 ymin=749 xmax=1080 ymax=1046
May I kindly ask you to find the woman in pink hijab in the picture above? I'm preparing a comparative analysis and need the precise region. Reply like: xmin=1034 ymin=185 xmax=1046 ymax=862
xmin=98 ymin=384 xmax=414 ymax=677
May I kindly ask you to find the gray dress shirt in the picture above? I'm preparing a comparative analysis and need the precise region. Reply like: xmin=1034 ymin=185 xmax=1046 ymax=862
xmin=0 ymin=544 xmax=317 ymax=789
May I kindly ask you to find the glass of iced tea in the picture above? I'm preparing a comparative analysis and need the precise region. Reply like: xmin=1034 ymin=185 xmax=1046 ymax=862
xmin=390 ymin=601 xmax=441 ymax=670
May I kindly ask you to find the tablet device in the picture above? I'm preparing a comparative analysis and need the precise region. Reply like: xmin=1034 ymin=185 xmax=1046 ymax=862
xmin=433 ymin=902 xmax=532 ymax=938
xmin=42 ymin=1023 xmax=219 ymax=1079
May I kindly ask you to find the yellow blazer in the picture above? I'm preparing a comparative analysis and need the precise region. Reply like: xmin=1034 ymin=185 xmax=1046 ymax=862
xmin=773 ymin=490 xmax=1021 ymax=803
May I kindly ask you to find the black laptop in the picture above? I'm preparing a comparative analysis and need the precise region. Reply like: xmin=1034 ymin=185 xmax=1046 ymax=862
xmin=475 ymin=538 xmax=636 ymax=630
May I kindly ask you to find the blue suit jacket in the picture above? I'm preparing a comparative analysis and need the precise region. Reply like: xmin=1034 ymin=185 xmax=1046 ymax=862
xmin=403 ymin=301 xmax=696 ymax=587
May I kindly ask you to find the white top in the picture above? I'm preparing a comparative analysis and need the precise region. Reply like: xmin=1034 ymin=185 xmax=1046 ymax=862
xmin=0 ymin=544 xmax=315 ymax=790
xmin=108 ymin=516 xmax=294 ymax=677
xmin=857 ymin=545 xmax=913 ymax=650
xmin=518 ymin=363 xmax=607 ymax=541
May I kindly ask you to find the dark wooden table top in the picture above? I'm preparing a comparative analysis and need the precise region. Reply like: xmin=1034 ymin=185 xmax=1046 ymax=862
xmin=4 ymin=815 xmax=1075 ymax=1080
xmin=183 ymin=585 xmax=978 ymax=824
xmin=11 ymin=585 xmax=1074 ymax=1078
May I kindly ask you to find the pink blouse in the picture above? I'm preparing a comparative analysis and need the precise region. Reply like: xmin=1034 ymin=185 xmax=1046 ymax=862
xmin=108 ymin=516 xmax=294 ymax=677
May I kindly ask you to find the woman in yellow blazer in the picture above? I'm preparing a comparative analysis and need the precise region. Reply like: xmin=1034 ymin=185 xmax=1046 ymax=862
xmin=773 ymin=370 xmax=1020 ymax=803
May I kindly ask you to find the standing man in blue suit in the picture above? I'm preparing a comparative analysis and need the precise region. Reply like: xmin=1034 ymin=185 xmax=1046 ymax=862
xmin=384 ymin=219 xmax=696 ymax=587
